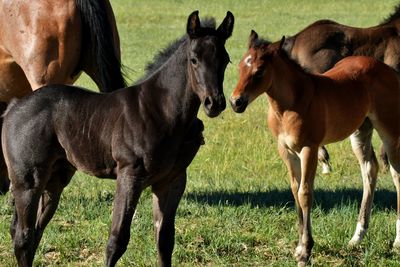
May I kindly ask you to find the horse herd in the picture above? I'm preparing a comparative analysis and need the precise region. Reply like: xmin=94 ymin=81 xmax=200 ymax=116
xmin=0 ymin=1 xmax=400 ymax=266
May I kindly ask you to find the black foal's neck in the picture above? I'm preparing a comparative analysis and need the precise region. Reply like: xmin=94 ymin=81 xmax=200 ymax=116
xmin=142 ymin=39 xmax=199 ymax=125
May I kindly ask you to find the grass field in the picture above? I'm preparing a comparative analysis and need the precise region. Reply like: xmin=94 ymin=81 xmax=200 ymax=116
xmin=1 ymin=0 xmax=400 ymax=266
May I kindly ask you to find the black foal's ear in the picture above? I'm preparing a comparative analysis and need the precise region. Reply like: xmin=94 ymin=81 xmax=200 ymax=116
xmin=187 ymin=10 xmax=201 ymax=38
xmin=217 ymin=11 xmax=234 ymax=39
xmin=248 ymin=30 xmax=258 ymax=48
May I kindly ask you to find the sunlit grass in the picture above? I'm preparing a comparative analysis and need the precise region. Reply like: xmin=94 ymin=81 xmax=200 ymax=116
xmin=0 ymin=0 xmax=399 ymax=266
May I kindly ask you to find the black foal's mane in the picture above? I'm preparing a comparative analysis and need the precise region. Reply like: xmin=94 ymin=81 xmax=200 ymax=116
xmin=136 ymin=18 xmax=217 ymax=83
xmin=381 ymin=4 xmax=400 ymax=24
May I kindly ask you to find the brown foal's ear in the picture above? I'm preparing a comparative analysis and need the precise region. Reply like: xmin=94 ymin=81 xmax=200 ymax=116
xmin=279 ymin=35 xmax=286 ymax=50
xmin=187 ymin=10 xmax=201 ymax=38
xmin=279 ymin=36 xmax=286 ymax=51
xmin=217 ymin=11 xmax=234 ymax=39
xmin=249 ymin=30 xmax=258 ymax=48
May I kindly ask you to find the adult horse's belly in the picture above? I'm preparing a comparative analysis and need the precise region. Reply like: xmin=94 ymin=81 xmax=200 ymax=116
xmin=0 ymin=47 xmax=31 ymax=103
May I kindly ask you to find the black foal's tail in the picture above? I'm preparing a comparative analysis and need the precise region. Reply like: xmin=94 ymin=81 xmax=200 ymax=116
xmin=75 ymin=0 xmax=126 ymax=92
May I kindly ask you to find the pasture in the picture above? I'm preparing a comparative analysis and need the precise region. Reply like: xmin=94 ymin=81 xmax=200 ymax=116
xmin=0 ymin=0 xmax=399 ymax=266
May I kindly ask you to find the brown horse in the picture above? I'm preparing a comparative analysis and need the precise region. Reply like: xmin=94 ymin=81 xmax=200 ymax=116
xmin=282 ymin=4 xmax=400 ymax=173
xmin=230 ymin=31 xmax=400 ymax=266
xmin=0 ymin=0 xmax=126 ymax=193
xmin=2 ymin=11 xmax=234 ymax=266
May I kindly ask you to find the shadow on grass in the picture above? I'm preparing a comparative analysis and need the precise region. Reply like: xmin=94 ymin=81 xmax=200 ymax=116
xmin=185 ymin=188 xmax=396 ymax=212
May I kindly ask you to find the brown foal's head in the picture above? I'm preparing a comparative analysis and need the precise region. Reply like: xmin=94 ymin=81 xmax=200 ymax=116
xmin=230 ymin=30 xmax=283 ymax=113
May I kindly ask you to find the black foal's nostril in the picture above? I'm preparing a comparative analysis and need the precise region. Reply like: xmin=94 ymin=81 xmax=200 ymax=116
xmin=204 ymin=96 xmax=213 ymax=109
xmin=235 ymin=98 xmax=243 ymax=107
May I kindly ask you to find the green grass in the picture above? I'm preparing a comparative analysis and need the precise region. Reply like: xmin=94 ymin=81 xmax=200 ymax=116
xmin=1 ymin=0 xmax=400 ymax=266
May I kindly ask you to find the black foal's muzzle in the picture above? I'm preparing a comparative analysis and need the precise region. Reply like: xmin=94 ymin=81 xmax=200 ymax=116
xmin=203 ymin=93 xmax=226 ymax=118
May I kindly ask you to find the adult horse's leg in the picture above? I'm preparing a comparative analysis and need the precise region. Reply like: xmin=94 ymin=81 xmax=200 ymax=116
xmin=0 ymin=101 xmax=9 ymax=194
xmin=296 ymin=146 xmax=318 ymax=266
xmin=379 ymin=144 xmax=390 ymax=172
xmin=278 ymin=145 xmax=303 ymax=247
xmin=33 ymin=163 xmax=75 ymax=252
xmin=105 ymin=174 xmax=143 ymax=267
xmin=348 ymin=119 xmax=378 ymax=247
xmin=318 ymin=146 xmax=331 ymax=174
xmin=152 ymin=172 xmax=187 ymax=267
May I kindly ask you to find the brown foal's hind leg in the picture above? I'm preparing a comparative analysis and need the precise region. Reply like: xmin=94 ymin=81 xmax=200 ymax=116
xmin=381 ymin=140 xmax=400 ymax=248
xmin=105 ymin=174 xmax=143 ymax=267
xmin=369 ymin=114 xmax=400 ymax=248
xmin=152 ymin=172 xmax=187 ymax=267
xmin=348 ymin=119 xmax=378 ymax=247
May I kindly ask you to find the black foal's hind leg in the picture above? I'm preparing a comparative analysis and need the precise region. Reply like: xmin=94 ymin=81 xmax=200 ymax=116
xmin=152 ymin=172 xmax=187 ymax=267
xmin=12 ymin=174 xmax=47 ymax=267
xmin=33 ymin=163 xmax=75 ymax=252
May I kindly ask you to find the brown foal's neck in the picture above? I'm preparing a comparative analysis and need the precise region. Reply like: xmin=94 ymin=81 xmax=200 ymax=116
xmin=266 ymin=52 xmax=313 ymax=114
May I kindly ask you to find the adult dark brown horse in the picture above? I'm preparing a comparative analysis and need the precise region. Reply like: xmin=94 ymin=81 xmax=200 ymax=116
xmin=2 ymin=11 xmax=234 ymax=267
xmin=0 ymin=0 xmax=126 ymax=193
xmin=281 ymin=4 xmax=400 ymax=174
xmin=230 ymin=31 xmax=400 ymax=266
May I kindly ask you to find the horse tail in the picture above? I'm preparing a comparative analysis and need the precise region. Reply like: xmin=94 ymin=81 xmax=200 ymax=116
xmin=75 ymin=0 xmax=126 ymax=92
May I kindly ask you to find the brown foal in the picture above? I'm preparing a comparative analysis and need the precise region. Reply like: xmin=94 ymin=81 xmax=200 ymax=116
xmin=230 ymin=30 xmax=400 ymax=266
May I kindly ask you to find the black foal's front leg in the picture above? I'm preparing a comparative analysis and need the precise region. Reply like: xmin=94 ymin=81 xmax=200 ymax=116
xmin=105 ymin=173 xmax=144 ymax=267
xmin=152 ymin=172 xmax=187 ymax=267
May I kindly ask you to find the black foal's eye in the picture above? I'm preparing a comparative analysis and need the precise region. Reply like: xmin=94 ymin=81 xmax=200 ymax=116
xmin=191 ymin=58 xmax=198 ymax=65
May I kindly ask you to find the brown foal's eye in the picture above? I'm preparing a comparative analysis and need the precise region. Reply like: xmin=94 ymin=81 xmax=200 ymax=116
xmin=191 ymin=58 xmax=198 ymax=65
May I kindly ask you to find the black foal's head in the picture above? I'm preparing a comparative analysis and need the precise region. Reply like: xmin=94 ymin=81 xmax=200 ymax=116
xmin=186 ymin=10 xmax=234 ymax=118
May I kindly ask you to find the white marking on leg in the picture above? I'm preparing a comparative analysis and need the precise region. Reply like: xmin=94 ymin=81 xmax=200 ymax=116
xmin=321 ymin=163 xmax=331 ymax=174
xmin=392 ymin=218 xmax=400 ymax=248
xmin=349 ymin=222 xmax=366 ymax=246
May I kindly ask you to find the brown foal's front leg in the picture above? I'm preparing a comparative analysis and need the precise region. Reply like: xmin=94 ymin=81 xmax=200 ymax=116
xmin=105 ymin=173 xmax=143 ymax=267
xmin=295 ymin=146 xmax=318 ymax=266
xmin=278 ymin=145 xmax=303 ymax=242
xmin=152 ymin=172 xmax=187 ymax=267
